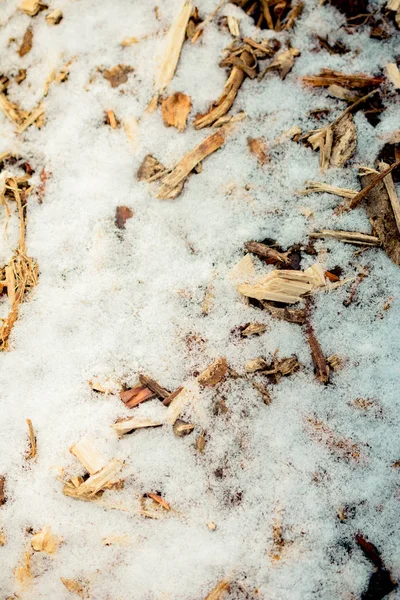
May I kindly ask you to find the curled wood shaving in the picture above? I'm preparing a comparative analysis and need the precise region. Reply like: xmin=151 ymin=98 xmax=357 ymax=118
xmin=237 ymin=263 xmax=325 ymax=304
xmin=198 ymin=357 xmax=228 ymax=386
xmin=156 ymin=128 xmax=228 ymax=199
xmin=31 ymin=526 xmax=60 ymax=554
xmin=111 ymin=417 xmax=163 ymax=436
xmin=161 ymin=92 xmax=192 ymax=131
xmin=154 ymin=0 xmax=193 ymax=96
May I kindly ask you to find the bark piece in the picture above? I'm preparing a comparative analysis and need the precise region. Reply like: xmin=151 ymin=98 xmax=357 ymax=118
xmin=162 ymin=385 xmax=184 ymax=407
xmin=103 ymin=65 xmax=133 ymax=88
xmin=31 ymin=526 xmax=60 ymax=554
xmin=245 ymin=241 xmax=290 ymax=264
xmin=18 ymin=28 xmax=33 ymax=57
xmin=247 ymin=137 xmax=269 ymax=164
xmin=263 ymin=303 xmax=307 ymax=324
xmin=115 ymin=206 xmax=133 ymax=229
xmin=198 ymin=357 xmax=228 ymax=387
xmin=330 ymin=112 xmax=357 ymax=168
xmin=357 ymin=167 xmax=400 ymax=265
xmin=156 ymin=128 xmax=227 ymax=199
xmin=137 ymin=154 xmax=167 ymax=182
xmin=302 ymin=69 xmax=384 ymax=89
xmin=46 ymin=8 xmax=62 ymax=24
xmin=161 ymin=92 xmax=191 ymax=131
xmin=306 ymin=321 xmax=330 ymax=384
xmin=349 ymin=160 xmax=400 ymax=210
xmin=0 ymin=476 xmax=6 ymax=506
xmin=120 ymin=385 xmax=155 ymax=408
xmin=139 ymin=374 xmax=170 ymax=399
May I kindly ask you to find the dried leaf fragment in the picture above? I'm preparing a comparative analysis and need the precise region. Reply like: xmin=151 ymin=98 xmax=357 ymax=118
xmin=18 ymin=28 xmax=33 ymax=57
xmin=103 ymin=64 xmax=133 ymax=88
xmin=157 ymin=128 xmax=227 ymax=199
xmin=46 ymin=8 xmax=62 ymax=25
xmin=120 ymin=385 xmax=155 ymax=408
xmin=115 ymin=206 xmax=133 ymax=230
xmin=161 ymin=92 xmax=191 ymax=131
xmin=31 ymin=525 xmax=60 ymax=554
xmin=198 ymin=357 xmax=228 ymax=387
xmin=61 ymin=578 xmax=89 ymax=598
xmin=205 ymin=579 xmax=230 ymax=600
xmin=247 ymin=137 xmax=269 ymax=164
xmin=137 ymin=154 xmax=167 ymax=182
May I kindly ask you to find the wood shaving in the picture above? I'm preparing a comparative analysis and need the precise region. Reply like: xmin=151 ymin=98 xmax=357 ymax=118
xmin=111 ymin=417 xmax=163 ymax=436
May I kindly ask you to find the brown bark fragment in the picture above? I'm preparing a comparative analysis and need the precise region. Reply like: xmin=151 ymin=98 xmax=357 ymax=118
xmin=306 ymin=322 xmax=330 ymax=384
xmin=161 ymin=92 xmax=191 ymax=131
xmin=162 ymin=385 xmax=184 ymax=407
xmin=120 ymin=386 xmax=155 ymax=408
xmin=358 ymin=168 xmax=400 ymax=265
xmin=0 ymin=476 xmax=6 ymax=506
xmin=115 ymin=206 xmax=133 ymax=230
xmin=302 ymin=69 xmax=383 ymax=89
xmin=103 ymin=64 xmax=133 ymax=88
xmin=139 ymin=374 xmax=170 ymax=399
xmin=137 ymin=154 xmax=166 ymax=182
xmin=18 ymin=28 xmax=33 ymax=57
xmin=247 ymin=137 xmax=269 ymax=164
xmin=245 ymin=241 xmax=290 ymax=264
xmin=198 ymin=357 xmax=228 ymax=387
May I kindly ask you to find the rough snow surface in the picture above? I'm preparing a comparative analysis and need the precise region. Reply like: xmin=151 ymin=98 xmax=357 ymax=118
xmin=0 ymin=0 xmax=400 ymax=598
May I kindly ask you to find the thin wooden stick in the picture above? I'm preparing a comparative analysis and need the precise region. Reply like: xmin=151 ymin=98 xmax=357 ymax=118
xmin=349 ymin=160 xmax=400 ymax=209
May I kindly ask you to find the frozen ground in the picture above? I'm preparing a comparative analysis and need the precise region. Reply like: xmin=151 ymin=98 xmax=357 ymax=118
xmin=0 ymin=0 xmax=400 ymax=598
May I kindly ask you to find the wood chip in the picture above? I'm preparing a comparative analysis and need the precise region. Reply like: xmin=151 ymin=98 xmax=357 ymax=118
xmin=18 ymin=28 xmax=33 ymax=57
xmin=237 ymin=263 xmax=325 ymax=304
xmin=65 ymin=459 xmax=123 ymax=499
xmin=302 ymin=69 xmax=384 ymax=89
xmin=139 ymin=374 xmax=170 ymax=399
xmin=156 ymin=128 xmax=227 ymax=199
xmin=173 ymin=418 xmax=195 ymax=437
xmin=115 ymin=206 xmax=133 ymax=229
xmin=46 ymin=7 xmax=62 ymax=25
xmin=205 ymin=579 xmax=230 ymax=600
xmin=20 ymin=0 xmax=47 ymax=16
xmin=247 ymin=137 xmax=269 ymax=164
xmin=154 ymin=0 xmax=192 ymax=96
xmin=310 ymin=230 xmax=380 ymax=246
xmin=246 ymin=353 xmax=300 ymax=382
xmin=61 ymin=578 xmax=89 ymax=598
xmin=227 ymin=15 xmax=240 ymax=36
xmin=120 ymin=385 xmax=155 ymax=408
xmin=260 ymin=47 xmax=300 ymax=80
xmin=227 ymin=253 xmax=255 ymax=282
xmin=198 ymin=357 xmax=228 ymax=387
xmin=105 ymin=109 xmax=119 ymax=129
xmin=329 ymin=112 xmax=357 ymax=168
xmin=26 ymin=418 xmax=36 ymax=460
xmin=31 ymin=526 xmax=60 ymax=554
xmin=147 ymin=493 xmax=171 ymax=511
xmin=111 ymin=417 xmax=163 ymax=436
xmin=240 ymin=322 xmax=268 ymax=337
xmin=103 ymin=64 xmax=133 ymax=88
xmin=161 ymin=92 xmax=191 ymax=131
xmin=70 ymin=438 xmax=106 ymax=475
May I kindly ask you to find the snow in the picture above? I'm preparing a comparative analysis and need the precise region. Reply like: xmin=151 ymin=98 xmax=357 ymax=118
xmin=0 ymin=0 xmax=400 ymax=598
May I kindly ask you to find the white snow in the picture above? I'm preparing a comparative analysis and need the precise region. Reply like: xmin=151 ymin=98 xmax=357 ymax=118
xmin=0 ymin=0 xmax=399 ymax=598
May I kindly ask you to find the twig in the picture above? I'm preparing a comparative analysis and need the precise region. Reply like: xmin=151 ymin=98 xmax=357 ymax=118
xmin=349 ymin=160 xmax=400 ymax=209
